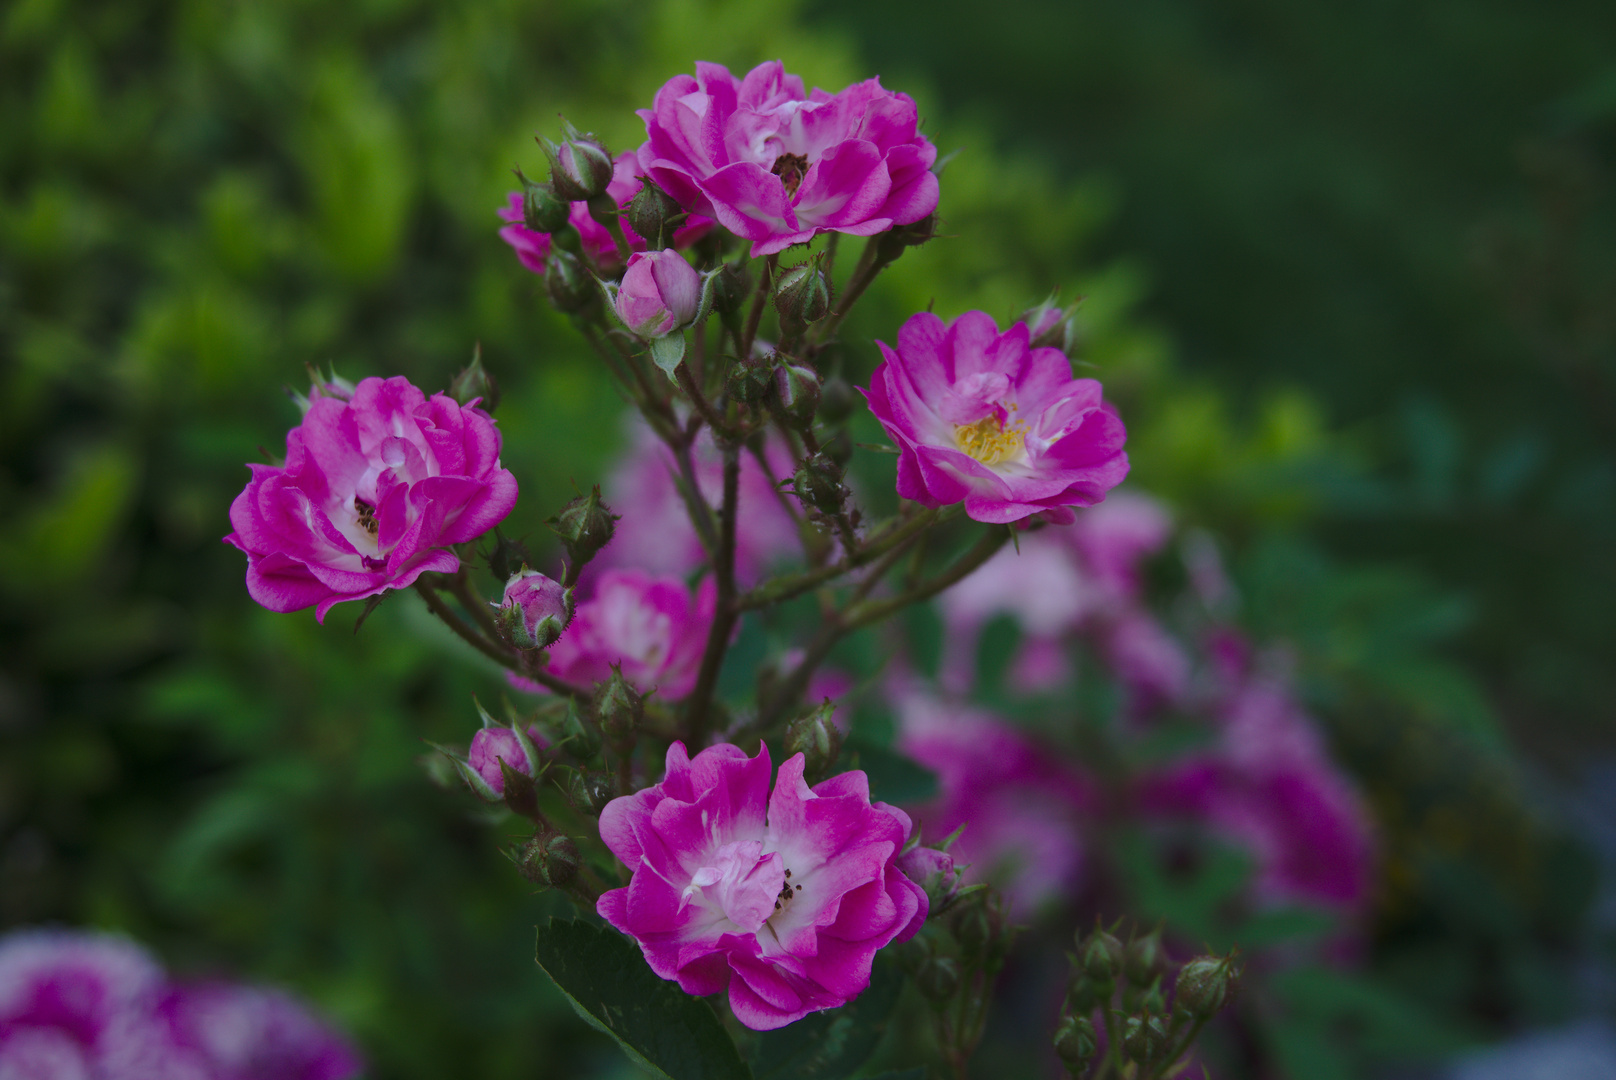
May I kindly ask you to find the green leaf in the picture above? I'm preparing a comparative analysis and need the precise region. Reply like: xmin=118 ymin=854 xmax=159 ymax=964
xmin=649 ymin=331 xmax=686 ymax=379
xmin=864 ymin=1071 xmax=927 ymax=1080
xmin=843 ymin=735 xmax=937 ymax=804
xmin=751 ymin=958 xmax=902 ymax=1080
xmin=533 ymin=918 xmax=752 ymax=1080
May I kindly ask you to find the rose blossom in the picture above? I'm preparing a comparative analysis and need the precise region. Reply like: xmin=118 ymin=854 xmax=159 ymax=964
xmin=636 ymin=61 xmax=940 ymax=256
xmin=894 ymin=685 xmax=1095 ymax=917
xmin=863 ymin=311 xmax=1129 ymax=524
xmin=225 ymin=376 xmax=517 ymax=622
xmin=613 ymin=250 xmax=702 ymax=339
xmin=498 ymin=152 xmax=711 ymax=272
xmin=496 ymin=568 xmax=572 ymax=650
xmin=597 ymin=742 xmax=927 ymax=1030
xmin=600 ymin=419 xmax=800 ymax=586
xmin=540 ymin=569 xmax=716 ymax=698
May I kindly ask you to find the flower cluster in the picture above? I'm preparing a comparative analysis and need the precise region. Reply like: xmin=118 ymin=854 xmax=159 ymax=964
xmin=596 ymin=742 xmax=927 ymax=1029
xmin=0 ymin=928 xmax=360 ymax=1079
xmin=226 ymin=375 xmax=517 ymax=622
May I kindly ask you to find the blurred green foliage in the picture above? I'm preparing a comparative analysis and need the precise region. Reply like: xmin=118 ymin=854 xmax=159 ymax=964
xmin=0 ymin=0 xmax=1602 ymax=1076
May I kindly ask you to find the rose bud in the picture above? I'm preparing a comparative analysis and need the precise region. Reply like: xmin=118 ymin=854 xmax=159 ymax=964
xmin=516 ymin=168 xmax=571 ymax=233
xmin=624 ymin=177 xmax=684 ymax=251
xmin=710 ymin=257 xmax=752 ymax=318
xmin=773 ymin=255 xmax=831 ymax=335
xmin=613 ymin=250 xmax=703 ymax=340
xmin=546 ymin=486 xmax=618 ymax=568
xmin=1122 ymin=1014 xmax=1170 ymax=1067
xmin=464 ymin=722 xmax=545 ymax=799
xmin=1019 ymin=293 xmax=1082 ymax=355
xmin=792 ymin=453 xmax=845 ymax=514
xmin=495 ymin=568 xmax=572 ymax=650
xmin=514 ymin=831 xmax=580 ymax=888
xmin=772 ymin=362 xmax=821 ymax=427
xmin=544 ymin=249 xmax=597 ymax=315
xmin=288 ymin=363 xmax=356 ymax=416
xmin=783 ymin=700 xmax=843 ymax=783
xmin=448 ymin=348 xmax=499 ymax=412
xmin=542 ymin=120 xmax=614 ymax=201
xmin=1174 ymin=953 xmax=1242 ymax=1017
xmin=594 ymin=666 xmax=644 ymax=752
xmin=1053 ymin=1015 xmax=1097 ymax=1071
xmin=896 ymin=844 xmax=960 ymax=911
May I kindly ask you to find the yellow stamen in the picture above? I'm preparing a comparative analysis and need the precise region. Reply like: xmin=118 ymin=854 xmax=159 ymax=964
xmin=954 ymin=414 xmax=1025 ymax=466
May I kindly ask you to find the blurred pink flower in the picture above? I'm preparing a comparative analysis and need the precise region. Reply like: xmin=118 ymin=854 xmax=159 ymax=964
xmin=636 ymin=61 xmax=939 ymax=256
xmin=597 ymin=742 xmax=926 ymax=1029
xmin=543 ymin=569 xmax=716 ymax=698
xmin=225 ymin=376 xmax=517 ymax=622
xmin=894 ymin=687 xmax=1095 ymax=917
xmin=863 ymin=311 xmax=1129 ymax=525
xmin=156 ymin=981 xmax=363 ymax=1080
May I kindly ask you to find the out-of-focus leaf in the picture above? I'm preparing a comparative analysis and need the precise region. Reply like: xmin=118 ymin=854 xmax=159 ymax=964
xmin=842 ymin=735 xmax=937 ymax=805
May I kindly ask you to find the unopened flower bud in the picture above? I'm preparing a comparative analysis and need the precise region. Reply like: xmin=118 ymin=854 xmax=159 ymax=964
xmin=773 ymin=256 xmax=831 ymax=333
xmin=914 ymin=955 xmax=960 ymax=1002
xmin=784 ymin=701 xmax=842 ymax=782
xmin=516 ymin=832 xmax=580 ymax=888
xmin=1019 ymin=294 xmax=1082 ymax=355
xmin=1065 ymin=970 xmax=1102 ymax=1012
xmin=874 ymin=211 xmax=937 ymax=261
xmin=953 ymin=904 xmax=994 ymax=964
xmin=1082 ymin=930 xmax=1124 ymax=982
xmin=566 ymin=768 xmax=616 ymax=816
xmin=558 ymin=704 xmax=602 ymax=760
xmin=624 ymin=177 xmax=683 ymax=250
xmin=466 ymin=723 xmax=544 ymax=798
xmin=1124 ymin=926 xmax=1165 ymax=987
xmin=547 ymin=486 xmax=618 ymax=568
xmin=543 ymin=121 xmax=614 ymax=201
xmin=516 ymin=169 xmax=571 ymax=233
xmin=594 ymin=667 xmax=644 ymax=750
xmin=289 ymin=364 xmax=355 ymax=416
xmin=496 ymin=568 xmax=572 ymax=650
xmin=897 ymin=845 xmax=960 ymax=912
xmin=792 ymin=453 xmax=845 ymax=514
xmin=817 ymin=376 xmax=856 ymax=425
xmin=772 ymin=362 xmax=821 ymax=427
xmin=1053 ymin=1015 xmax=1097 ymax=1071
xmin=448 ymin=348 xmax=500 ymax=412
xmin=727 ymin=353 xmax=775 ymax=404
xmin=485 ymin=529 xmax=531 ymax=583
xmin=544 ymin=249 xmax=596 ymax=314
xmin=613 ymin=250 xmax=702 ymax=339
xmin=1122 ymin=1014 xmax=1170 ymax=1066
xmin=710 ymin=258 xmax=751 ymax=317
xmin=1174 ymin=954 xmax=1241 ymax=1017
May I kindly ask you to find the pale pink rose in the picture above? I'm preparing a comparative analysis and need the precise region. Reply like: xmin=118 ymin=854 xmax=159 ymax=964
xmin=636 ymin=61 xmax=939 ymax=256
xmin=597 ymin=742 xmax=926 ymax=1030
xmin=863 ymin=311 xmax=1129 ymax=525
xmin=225 ymin=376 xmax=517 ymax=622
xmin=497 ymin=151 xmax=712 ymax=272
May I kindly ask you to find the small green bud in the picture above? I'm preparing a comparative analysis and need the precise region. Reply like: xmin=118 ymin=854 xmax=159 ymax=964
xmin=559 ymin=704 xmax=602 ymax=760
xmin=547 ymin=486 xmax=619 ymax=568
xmin=821 ymin=427 xmax=854 ymax=469
xmin=594 ymin=667 xmax=643 ymax=750
xmin=1122 ymin=1014 xmax=1171 ymax=1067
xmin=448 ymin=347 xmax=500 ymax=411
xmin=1124 ymin=925 xmax=1165 ymax=987
xmin=542 ymin=120 xmax=614 ymax=201
xmin=1053 ymin=1015 xmax=1097 ymax=1070
xmin=1082 ymin=930 xmax=1124 ymax=982
xmin=727 ymin=353 xmax=775 ymax=404
xmin=624 ymin=177 xmax=683 ymax=250
xmin=817 ymin=376 xmax=856 ymax=425
xmin=954 ymin=905 xmax=993 ymax=965
xmin=783 ymin=701 xmax=842 ymax=783
xmin=792 ymin=453 xmax=845 ymax=514
xmin=1174 ymin=953 xmax=1242 ymax=1017
xmin=874 ymin=212 xmax=937 ymax=262
xmin=773 ymin=255 xmax=832 ymax=333
xmin=566 ymin=768 xmax=616 ymax=816
xmin=772 ymin=362 xmax=821 ymax=428
xmin=914 ymin=955 xmax=960 ymax=1002
xmin=516 ymin=169 xmax=571 ymax=233
xmin=1065 ymin=970 xmax=1102 ymax=1012
xmin=710 ymin=258 xmax=752 ymax=317
xmin=1019 ymin=293 xmax=1083 ymax=356
xmin=515 ymin=832 xmax=580 ymax=888
xmin=544 ymin=249 xmax=596 ymax=315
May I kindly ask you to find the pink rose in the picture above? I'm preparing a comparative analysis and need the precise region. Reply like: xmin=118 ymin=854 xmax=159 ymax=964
xmin=225 ymin=376 xmax=518 ymax=622
xmin=862 ymin=311 xmax=1129 ymax=525
xmin=497 ymin=152 xmax=713 ymax=273
xmin=600 ymin=420 xmax=800 ymax=587
xmin=542 ymin=569 xmax=716 ymax=698
xmin=596 ymin=742 xmax=927 ymax=1030
xmin=636 ymin=61 xmax=940 ymax=256
xmin=613 ymin=250 xmax=702 ymax=339
xmin=496 ymin=569 xmax=572 ymax=650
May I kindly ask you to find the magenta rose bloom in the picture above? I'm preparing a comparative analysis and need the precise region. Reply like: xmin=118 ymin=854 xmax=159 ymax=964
xmin=597 ymin=742 xmax=927 ymax=1030
xmin=498 ymin=151 xmax=712 ymax=272
xmin=225 ymin=375 xmax=518 ymax=622
xmin=894 ymin=685 xmax=1096 ymax=917
xmin=540 ymin=569 xmax=716 ymax=697
xmin=600 ymin=419 xmax=800 ymax=587
xmin=156 ymin=982 xmax=362 ymax=1080
xmin=636 ymin=61 xmax=940 ymax=256
xmin=613 ymin=250 xmax=703 ymax=339
xmin=0 ymin=930 xmax=164 ymax=1059
xmin=863 ymin=311 xmax=1129 ymax=524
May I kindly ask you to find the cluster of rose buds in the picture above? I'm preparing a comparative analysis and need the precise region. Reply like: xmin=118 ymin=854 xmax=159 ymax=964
xmin=1055 ymin=923 xmax=1242 ymax=1079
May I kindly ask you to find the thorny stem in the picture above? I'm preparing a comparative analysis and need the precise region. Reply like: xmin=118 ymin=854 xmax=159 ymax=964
xmin=675 ymin=360 xmax=728 ymax=437
xmin=739 ymin=254 xmax=776 ymax=361
xmin=683 ymin=440 xmax=741 ymax=746
xmin=737 ymin=505 xmax=944 ymax=611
